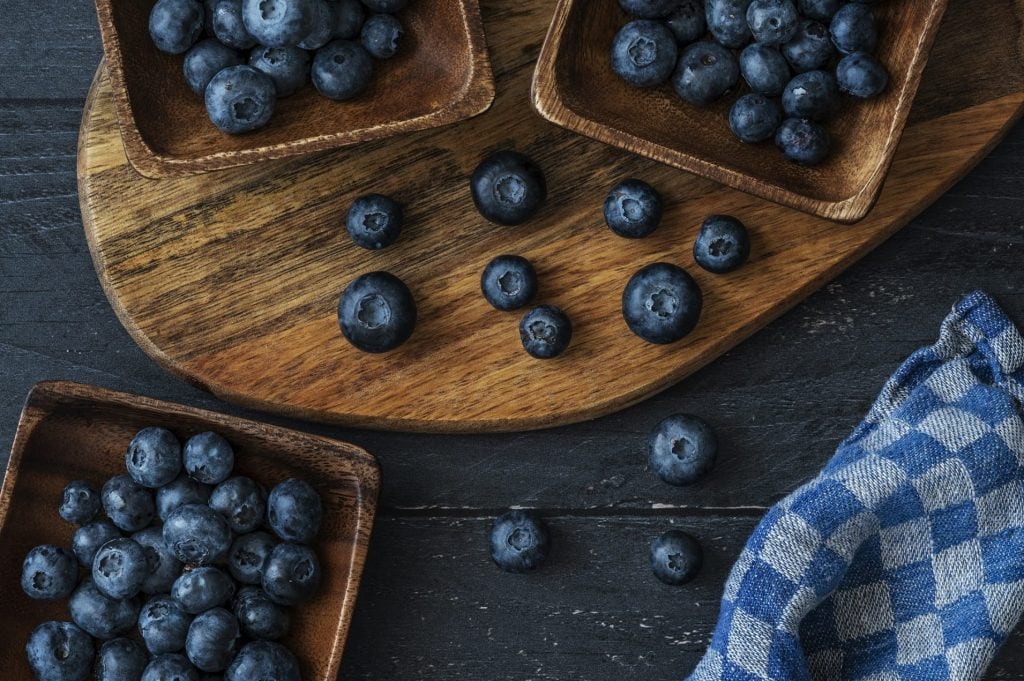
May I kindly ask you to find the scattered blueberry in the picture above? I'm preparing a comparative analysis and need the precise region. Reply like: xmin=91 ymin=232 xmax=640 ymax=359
xmin=618 ymin=0 xmax=680 ymax=18
xmin=240 ymin=0 xmax=317 ymax=47
xmin=360 ymin=0 xmax=406 ymax=11
xmin=228 ymin=531 xmax=278 ymax=584
xmin=21 ymin=545 xmax=78 ymax=600
xmin=149 ymin=0 xmax=205 ymax=54
xmin=781 ymin=19 xmax=834 ymax=72
xmin=775 ymin=116 xmax=830 ymax=165
xmin=25 ymin=621 xmax=94 ymax=681
xmin=126 ymin=427 xmax=183 ymax=489
xmin=648 ymin=413 xmax=718 ymax=485
xmin=210 ymin=476 xmax=266 ymax=534
xmin=480 ymin=255 xmax=538 ymax=311
xmin=182 ymin=431 xmax=235 ymax=486
xmin=132 ymin=526 xmax=185 ymax=595
xmin=141 ymin=654 xmax=200 ymax=681
xmin=72 ymin=519 xmax=123 ymax=568
xmin=69 ymin=578 xmax=140 ymax=640
xmin=158 ymin=474 xmax=213 ymax=522
xmin=706 ymin=0 xmax=754 ymax=48
xmin=489 ymin=510 xmax=549 ymax=573
xmin=470 ymin=150 xmax=547 ymax=226
xmin=830 ymin=1 xmax=877 ymax=55
xmin=172 ymin=567 xmax=237 ymax=614
xmin=332 ymin=0 xmax=366 ymax=39
xmin=297 ymin=0 xmax=335 ymax=50
xmin=610 ymin=20 xmax=678 ymax=88
xmin=672 ymin=41 xmax=739 ymax=105
xmin=312 ymin=40 xmax=374 ymax=100
xmin=738 ymin=43 xmax=791 ymax=97
xmin=262 ymin=542 xmax=321 ymax=605
xmin=163 ymin=503 xmax=233 ymax=564
xmin=212 ymin=0 xmax=257 ymax=49
xmin=139 ymin=595 xmax=194 ymax=655
xmin=184 ymin=39 xmax=244 ymax=95
xmin=650 ymin=530 xmax=704 ymax=585
xmin=225 ymin=641 xmax=300 ymax=681
xmin=346 ymin=194 xmax=404 ymax=250
xmin=746 ymin=0 xmax=800 ymax=45
xmin=782 ymin=69 xmax=839 ymax=120
xmin=729 ymin=93 xmax=782 ymax=143
xmin=59 ymin=480 xmax=101 ymax=525
xmin=519 ymin=305 xmax=573 ymax=360
xmin=361 ymin=13 xmax=404 ymax=59
xmin=603 ymin=179 xmax=663 ymax=239
xmin=797 ymin=0 xmax=840 ymax=22
xmin=186 ymin=608 xmax=240 ymax=672
xmin=102 ymin=474 xmax=156 ymax=532
xmin=234 ymin=587 xmax=291 ymax=640
xmin=836 ymin=50 xmax=888 ymax=98
xmin=622 ymin=263 xmax=703 ymax=344
xmin=693 ymin=214 xmax=751 ymax=273
xmin=93 ymin=537 xmax=150 ymax=600
xmin=664 ymin=0 xmax=706 ymax=45
xmin=338 ymin=271 xmax=417 ymax=353
xmin=205 ymin=65 xmax=277 ymax=134
xmin=96 ymin=638 xmax=148 ymax=681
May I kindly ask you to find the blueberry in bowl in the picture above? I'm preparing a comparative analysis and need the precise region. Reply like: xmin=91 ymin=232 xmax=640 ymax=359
xmin=141 ymin=653 xmax=201 ymax=681
xmin=133 ymin=526 xmax=185 ymax=594
xmin=781 ymin=19 xmax=834 ymax=73
xmin=481 ymin=255 xmax=538 ymax=312
xmin=205 ymin=65 xmax=277 ymax=134
xmin=92 ymin=537 xmax=150 ymax=600
xmin=183 ymin=39 xmax=244 ymax=95
xmin=69 ymin=578 xmax=141 ymax=640
xmin=226 ymin=641 xmax=300 ymax=681
xmin=25 ymin=621 xmax=95 ymax=681
xmin=470 ymin=151 xmax=548 ymax=226
xmin=672 ymin=41 xmax=739 ymax=106
xmin=157 ymin=474 xmax=213 ymax=522
xmin=519 ymin=305 xmax=573 ymax=360
xmin=729 ymin=94 xmax=782 ymax=144
xmin=361 ymin=13 xmax=405 ymax=59
xmin=21 ymin=545 xmax=79 ymax=600
xmin=298 ymin=0 xmax=336 ymax=50
xmin=72 ymin=519 xmax=123 ymax=567
xmin=96 ymin=638 xmax=148 ymax=681
xmin=650 ymin=530 xmax=703 ymax=585
xmin=746 ymin=0 xmax=800 ymax=45
xmin=706 ymin=0 xmax=754 ymax=48
xmin=262 ymin=542 xmax=321 ymax=605
xmin=333 ymin=0 xmax=366 ymax=39
xmin=693 ymin=215 xmax=751 ymax=273
xmin=234 ymin=586 xmax=291 ymax=640
xmin=240 ymin=0 xmax=317 ymax=47
xmin=185 ymin=607 xmax=241 ymax=672
xmin=228 ymin=531 xmax=278 ymax=584
xmin=836 ymin=51 xmax=889 ymax=98
xmin=163 ymin=503 xmax=233 ymax=564
xmin=489 ymin=510 xmax=549 ymax=573
xmin=797 ymin=0 xmax=840 ymax=22
xmin=610 ymin=20 xmax=678 ymax=88
xmin=183 ymin=431 xmax=235 ymax=485
xmin=830 ymin=1 xmax=877 ymax=55
xmin=664 ymin=0 xmax=706 ymax=44
xmin=102 ymin=474 xmax=156 ymax=532
xmin=59 ymin=480 xmax=102 ymax=525
xmin=248 ymin=46 xmax=311 ymax=98
xmin=775 ymin=117 xmax=830 ymax=165
xmin=738 ymin=44 xmax=791 ymax=98
xmin=648 ymin=413 xmax=717 ymax=485
xmin=212 ymin=0 xmax=257 ymax=49
xmin=603 ymin=179 xmax=663 ymax=239
xmin=346 ymin=194 xmax=404 ymax=250
xmin=781 ymin=69 xmax=839 ymax=121
xmin=149 ymin=0 xmax=205 ymax=55
xmin=139 ymin=594 xmax=194 ymax=655
xmin=312 ymin=40 xmax=374 ymax=101
xmin=172 ymin=566 xmax=237 ymax=614
xmin=338 ymin=271 xmax=417 ymax=354
xmin=209 ymin=475 xmax=267 ymax=534
xmin=621 ymin=263 xmax=703 ymax=344
xmin=268 ymin=478 xmax=323 ymax=543
xmin=126 ymin=427 xmax=183 ymax=489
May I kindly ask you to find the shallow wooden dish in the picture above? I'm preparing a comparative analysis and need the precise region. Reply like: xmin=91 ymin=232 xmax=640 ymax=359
xmin=92 ymin=0 xmax=495 ymax=178
xmin=0 ymin=381 xmax=380 ymax=680
xmin=532 ymin=0 xmax=949 ymax=223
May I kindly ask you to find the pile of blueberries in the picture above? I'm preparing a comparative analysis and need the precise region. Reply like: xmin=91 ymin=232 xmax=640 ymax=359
xmin=490 ymin=412 xmax=715 ymax=585
xmin=148 ymin=0 xmax=409 ymax=133
xmin=335 ymin=150 xmax=753 ymax=359
xmin=610 ymin=0 xmax=891 ymax=165
xmin=20 ymin=427 xmax=323 ymax=681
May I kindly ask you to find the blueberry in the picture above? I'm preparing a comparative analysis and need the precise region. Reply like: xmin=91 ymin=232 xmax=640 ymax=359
xmin=234 ymin=587 xmax=291 ymax=640
xmin=360 ymin=0 xmax=406 ymax=11
xmin=361 ymin=13 xmax=404 ymax=59
xmin=338 ymin=271 xmax=417 ymax=353
xmin=738 ymin=43 xmax=790 ymax=97
xmin=781 ymin=19 xmax=834 ymax=73
xmin=158 ymin=474 xmax=213 ymax=522
xmin=693 ymin=215 xmax=751 ymax=273
xmin=142 ymin=654 xmax=200 ymax=681
xmin=618 ymin=0 xmax=679 ymax=17
xmin=210 ymin=476 xmax=267 ymax=534
xmin=59 ymin=480 xmax=101 ymax=525
xmin=241 ymin=0 xmax=317 ymax=46
xmin=25 ymin=621 xmax=94 ymax=681
xmin=172 ymin=566 xmax=237 ymax=614
xmin=262 ymin=542 xmax=321 ymax=605
xmin=346 ymin=194 xmax=404 ymax=249
xmin=470 ymin=150 xmax=547 ymax=226
xmin=21 ymin=544 xmax=78 ymax=600
xmin=183 ymin=432 xmax=235 ymax=485
xmin=212 ymin=0 xmax=257 ymax=49
xmin=298 ymin=0 xmax=335 ymax=49
xmin=333 ymin=0 xmax=366 ymax=39
xmin=312 ymin=40 xmax=374 ymax=100
xmin=205 ymin=65 xmax=277 ymax=134
xmin=126 ymin=427 xmax=183 ymax=489
xmin=648 ymin=414 xmax=717 ymax=485
xmin=102 ymin=474 xmax=156 ymax=532
xmin=225 ymin=641 xmax=300 ymax=681
xmin=249 ymin=45 xmax=311 ymax=96
xmin=69 ymin=578 xmax=140 ymax=640
xmin=650 ymin=530 xmax=703 ymax=585
xmin=186 ymin=608 xmax=240 ymax=672
xmin=729 ymin=93 xmax=782 ymax=143
xmin=132 ymin=526 xmax=185 ymax=595
xmin=96 ymin=638 xmax=148 ymax=681
xmin=610 ymin=20 xmax=678 ymax=88
xmin=93 ymin=537 xmax=149 ymax=600
xmin=72 ymin=520 xmax=122 ymax=567
xmin=705 ymin=0 xmax=753 ymax=48
xmin=489 ymin=510 xmax=549 ymax=573
xmin=139 ymin=595 xmax=193 ymax=655
xmin=830 ymin=2 xmax=876 ymax=55
xmin=797 ymin=0 xmax=840 ymax=21
xmin=150 ymin=0 xmax=205 ymax=54
xmin=266 ymin=478 xmax=322 ymax=542
xmin=672 ymin=41 xmax=739 ymax=105
xmin=184 ymin=39 xmax=244 ymax=95
xmin=782 ymin=69 xmax=839 ymax=120
xmin=228 ymin=531 xmax=278 ymax=584
xmin=665 ymin=0 xmax=706 ymax=45
xmin=163 ymin=504 xmax=233 ymax=564
xmin=480 ymin=255 xmax=538 ymax=311
xmin=775 ymin=117 xmax=830 ymax=165
xmin=746 ymin=0 xmax=799 ymax=45
xmin=603 ymin=179 xmax=663 ymax=238
xmin=836 ymin=51 xmax=888 ymax=98
xmin=519 ymin=305 xmax=572 ymax=360
xmin=622 ymin=263 xmax=703 ymax=344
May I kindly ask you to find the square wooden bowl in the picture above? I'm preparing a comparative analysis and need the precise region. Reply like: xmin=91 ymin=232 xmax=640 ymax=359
xmin=0 ymin=381 xmax=379 ymax=680
xmin=93 ymin=0 xmax=495 ymax=178
xmin=531 ymin=0 xmax=949 ymax=223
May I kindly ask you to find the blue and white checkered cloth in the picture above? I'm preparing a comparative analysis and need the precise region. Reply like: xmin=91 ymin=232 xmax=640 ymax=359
xmin=689 ymin=291 xmax=1024 ymax=681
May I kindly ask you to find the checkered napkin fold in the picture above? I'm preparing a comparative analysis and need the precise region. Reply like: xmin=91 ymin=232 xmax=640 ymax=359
xmin=688 ymin=291 xmax=1024 ymax=681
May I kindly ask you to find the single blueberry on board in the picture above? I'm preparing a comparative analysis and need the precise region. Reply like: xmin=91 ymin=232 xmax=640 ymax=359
xmin=830 ymin=2 xmax=877 ymax=55
xmin=205 ymin=65 xmax=277 ymax=134
xmin=782 ymin=69 xmax=839 ymax=121
xmin=212 ymin=0 xmax=257 ymax=49
xmin=519 ymin=305 xmax=573 ymax=360
xmin=610 ymin=20 xmax=678 ymax=88
xmin=157 ymin=474 xmax=213 ymax=522
xmin=739 ymin=43 xmax=790 ymax=97
xmin=228 ymin=531 xmax=278 ymax=584
xmin=360 ymin=0 xmax=406 ymax=11
xmin=603 ymin=179 xmax=663 ymax=239
xmin=234 ymin=586 xmax=291 ymax=640
xmin=648 ymin=413 xmax=718 ymax=485
xmin=139 ymin=594 xmax=194 ymax=655
xmin=694 ymin=214 xmax=751 ymax=274
xmin=480 ymin=255 xmax=538 ymax=312
xmin=132 ymin=526 xmax=185 ymax=595
xmin=746 ymin=0 xmax=799 ymax=45
xmin=184 ymin=39 xmax=244 ymax=96
xmin=141 ymin=654 xmax=200 ymax=681
xmin=705 ymin=0 xmax=754 ymax=48
xmin=172 ymin=566 xmax=237 ymax=614
xmin=210 ymin=476 xmax=267 ymax=534
xmin=150 ymin=0 xmax=205 ymax=54
xmin=182 ymin=431 xmax=235 ymax=485
xmin=729 ymin=93 xmax=782 ymax=144
xmin=126 ymin=427 xmax=183 ymax=489
xmin=836 ymin=51 xmax=888 ymax=98
xmin=21 ymin=544 xmax=79 ymax=600
xmin=781 ymin=19 xmax=834 ymax=73
xmin=25 ymin=621 xmax=94 ymax=681
xmin=186 ymin=608 xmax=241 ymax=672
xmin=775 ymin=117 xmax=830 ymax=165
xmin=92 ymin=537 xmax=150 ymax=600
xmin=332 ymin=0 xmax=366 ymax=39
xmin=102 ymin=474 xmax=156 ymax=532
xmin=470 ymin=150 xmax=548 ymax=226
xmin=672 ymin=41 xmax=740 ymax=106
xmin=346 ymin=194 xmax=404 ymax=250
xmin=622 ymin=263 xmax=703 ymax=344
xmin=73 ymin=519 xmax=123 ymax=567
xmin=225 ymin=641 xmax=300 ymax=681
xmin=665 ymin=0 xmax=706 ymax=45
xmin=361 ymin=13 xmax=404 ymax=59
xmin=298 ymin=0 xmax=335 ymax=50
xmin=96 ymin=638 xmax=148 ymax=681
xmin=618 ymin=0 xmax=680 ymax=18
xmin=249 ymin=45 xmax=311 ymax=97
xmin=489 ymin=510 xmax=549 ymax=573
xmin=312 ymin=40 xmax=374 ymax=100
xmin=797 ymin=0 xmax=840 ymax=22
xmin=69 ymin=578 xmax=141 ymax=640
xmin=262 ymin=542 xmax=322 ymax=605
xmin=338 ymin=272 xmax=417 ymax=353
xmin=241 ymin=0 xmax=317 ymax=47
xmin=163 ymin=503 xmax=233 ymax=565
xmin=59 ymin=480 xmax=102 ymax=525
xmin=650 ymin=530 xmax=704 ymax=585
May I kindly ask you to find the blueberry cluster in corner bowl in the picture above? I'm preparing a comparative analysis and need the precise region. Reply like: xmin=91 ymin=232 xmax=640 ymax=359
xmin=20 ymin=427 xmax=325 ymax=681
xmin=148 ymin=0 xmax=410 ymax=134
xmin=610 ymin=0 xmax=891 ymax=166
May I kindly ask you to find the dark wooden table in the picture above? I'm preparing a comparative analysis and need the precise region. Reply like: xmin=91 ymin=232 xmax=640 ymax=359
xmin=4 ymin=2 xmax=1024 ymax=679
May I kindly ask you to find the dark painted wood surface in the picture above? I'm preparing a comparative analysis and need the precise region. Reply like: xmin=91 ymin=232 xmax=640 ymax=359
xmin=3 ymin=1 xmax=1024 ymax=679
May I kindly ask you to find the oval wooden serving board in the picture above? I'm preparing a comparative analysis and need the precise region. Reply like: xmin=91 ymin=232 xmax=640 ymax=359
xmin=79 ymin=1 xmax=1024 ymax=433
